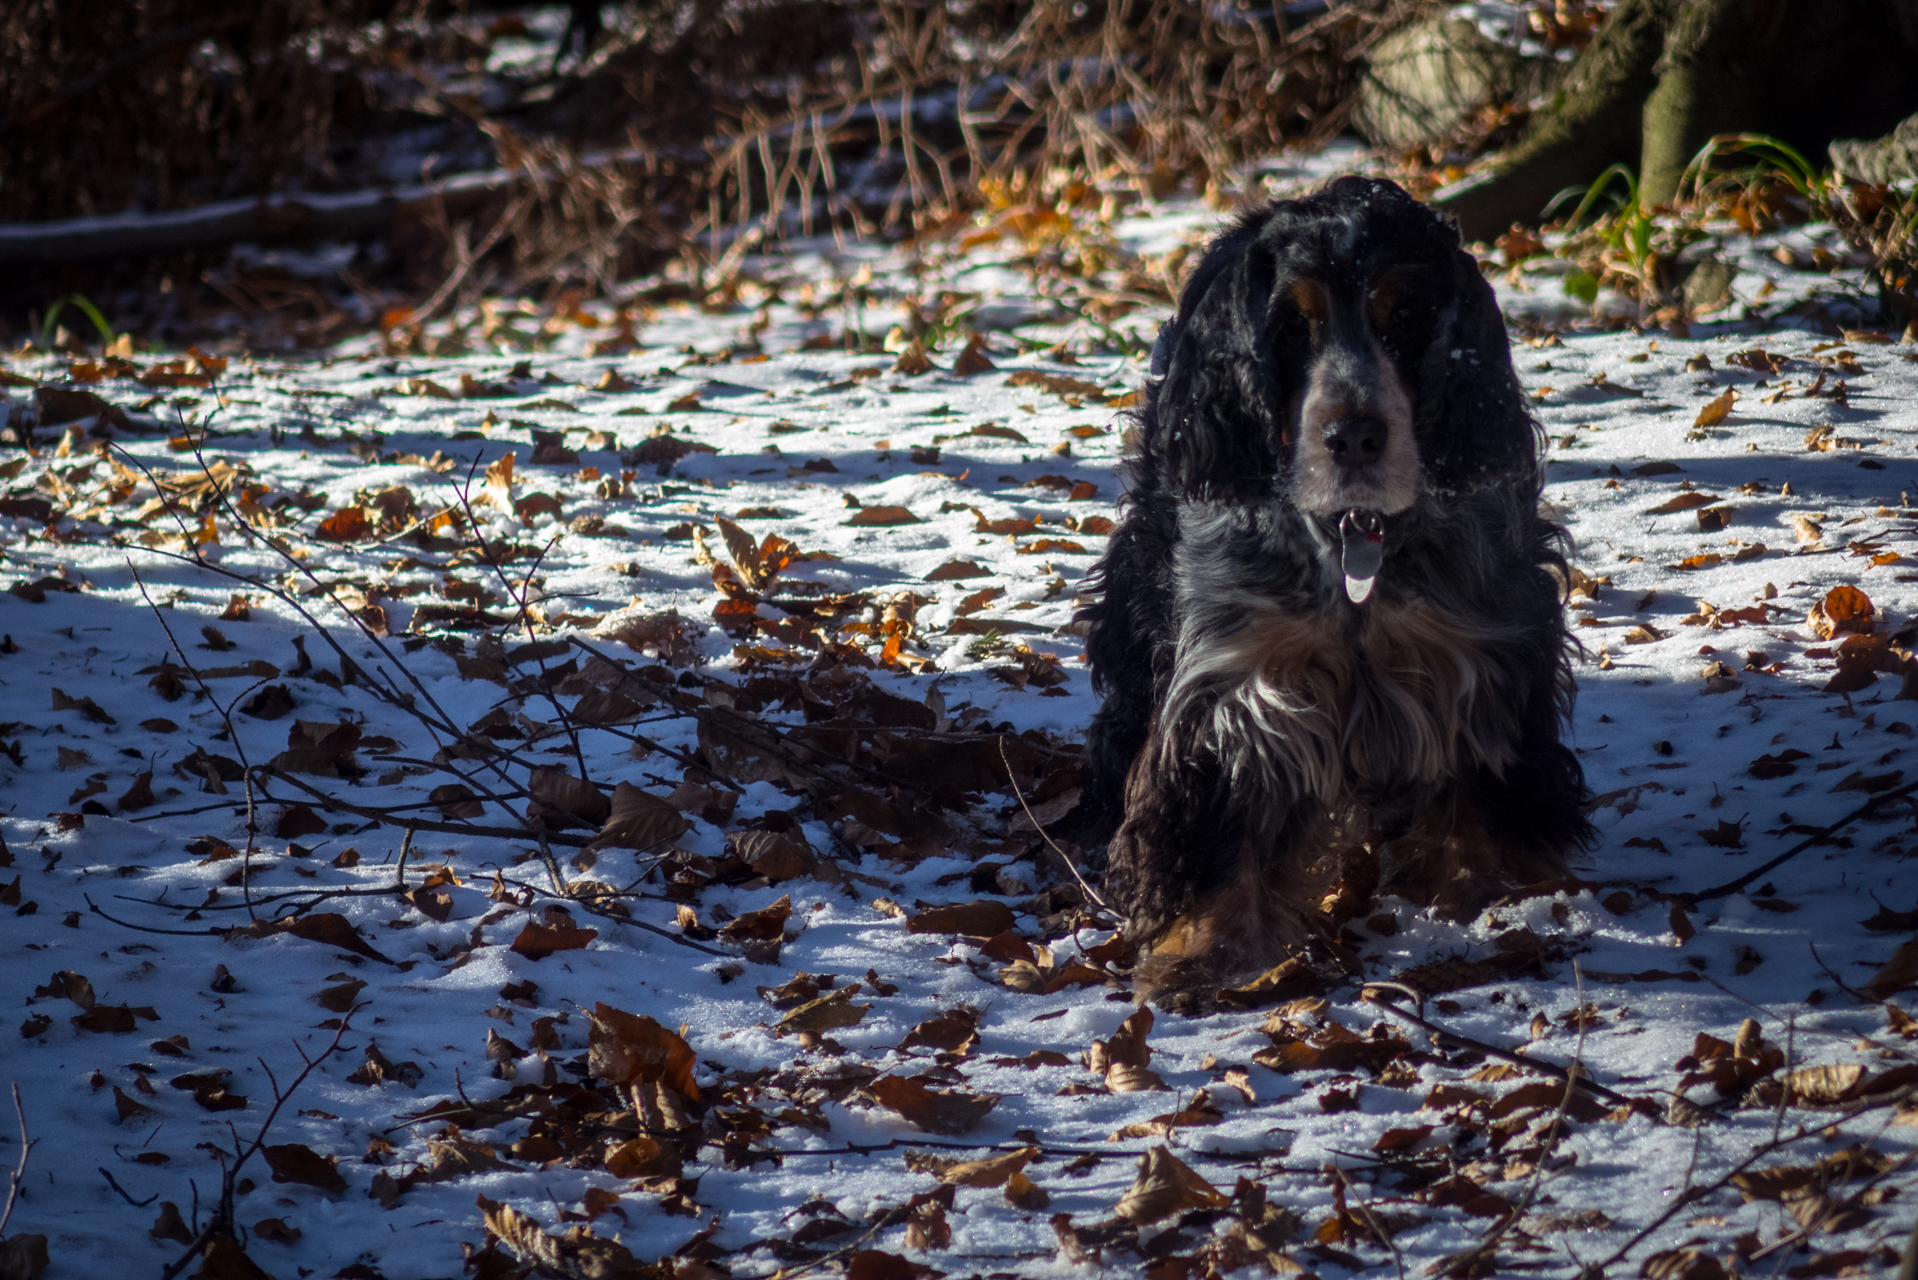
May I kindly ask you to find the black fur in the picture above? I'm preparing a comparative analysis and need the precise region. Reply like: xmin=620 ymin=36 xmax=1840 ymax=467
xmin=1076 ymin=176 xmax=1594 ymax=994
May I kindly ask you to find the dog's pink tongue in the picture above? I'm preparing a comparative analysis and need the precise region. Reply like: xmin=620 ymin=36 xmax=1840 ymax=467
xmin=1338 ymin=509 xmax=1384 ymax=604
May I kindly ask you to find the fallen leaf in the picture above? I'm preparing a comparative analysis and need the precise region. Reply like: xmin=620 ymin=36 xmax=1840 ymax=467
xmin=898 ymin=1006 xmax=981 ymax=1056
xmin=1113 ymin=1146 xmax=1228 ymax=1223
xmin=1646 ymin=492 xmax=1719 ymax=515
xmin=1694 ymin=389 xmax=1736 ymax=428
xmin=1215 ymin=957 xmax=1323 ymax=1010
xmin=1869 ymin=940 xmax=1918 ymax=998
xmin=316 ymin=507 xmax=372 ymax=542
xmin=593 ymin=782 xmax=690 ymax=851
xmin=263 ymin=1143 xmax=347 ymax=1193
xmin=905 ymin=1146 xmax=1037 ymax=1186
xmin=113 ymin=1086 xmax=155 ymax=1123
xmin=718 ymin=893 xmax=792 ymax=943
xmin=34 ymin=969 xmax=96 ymax=1010
xmin=777 ymin=987 xmax=871 ymax=1038
xmin=604 ymin=1135 xmax=681 ymax=1179
xmin=508 ymin=921 xmax=598 ymax=960
xmin=315 ymin=979 xmax=366 ymax=1012
xmin=906 ymin=900 xmax=1016 ymax=937
xmin=926 ymin=560 xmax=991 ymax=581
xmin=1006 ymin=369 xmax=1110 ymax=401
xmin=527 ymin=767 xmax=611 ymax=829
xmin=861 ymin=1076 xmax=999 ymax=1134
xmin=1809 ymin=584 xmax=1874 ymax=639
xmin=847 ymin=505 xmax=919 ymax=526
xmin=587 ymin=1003 xmax=700 ymax=1101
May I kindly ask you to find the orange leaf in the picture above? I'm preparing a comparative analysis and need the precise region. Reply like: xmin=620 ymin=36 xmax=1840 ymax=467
xmin=1694 ymin=390 xmax=1736 ymax=428
xmin=509 ymin=922 xmax=597 ymax=960
xmin=315 ymin=507 xmax=371 ymax=542
xmin=1645 ymin=492 xmax=1718 ymax=515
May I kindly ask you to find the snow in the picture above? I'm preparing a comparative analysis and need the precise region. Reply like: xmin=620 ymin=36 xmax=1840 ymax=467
xmin=2 ymin=155 xmax=1916 ymax=1279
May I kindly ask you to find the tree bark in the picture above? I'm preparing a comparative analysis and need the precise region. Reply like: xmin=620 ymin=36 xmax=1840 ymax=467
xmin=1431 ymin=0 xmax=1918 ymax=244
xmin=1430 ymin=0 xmax=1673 ymax=242
xmin=1635 ymin=0 xmax=1756 ymax=206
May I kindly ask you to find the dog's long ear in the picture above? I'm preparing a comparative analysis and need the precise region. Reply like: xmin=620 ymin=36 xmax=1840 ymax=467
xmin=1415 ymin=249 xmax=1544 ymax=492
xmin=1148 ymin=228 xmax=1280 ymax=499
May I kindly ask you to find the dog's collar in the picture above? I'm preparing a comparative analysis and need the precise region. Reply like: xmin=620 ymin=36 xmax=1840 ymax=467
xmin=1338 ymin=508 xmax=1385 ymax=604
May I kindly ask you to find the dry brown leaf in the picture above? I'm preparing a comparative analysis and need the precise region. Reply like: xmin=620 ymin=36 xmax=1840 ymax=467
xmin=1108 ymin=1090 xmax=1225 ymax=1139
xmin=1694 ymin=390 xmax=1736 ymax=428
xmin=112 ymin=1086 xmax=155 ymax=1123
xmin=897 ymin=1006 xmax=981 ymax=1056
xmin=729 ymin=829 xmax=816 ymax=882
xmin=1214 ymin=957 xmax=1322 ymax=1010
xmin=718 ymin=893 xmax=792 ymax=943
xmin=508 ymin=921 xmax=597 ymax=960
xmin=1782 ymin=1063 xmax=1867 ymax=1105
xmin=1808 ymin=584 xmax=1875 ymax=639
xmin=904 ymin=1145 xmax=1037 ymax=1186
xmin=315 ymin=978 xmax=366 ymax=1012
xmin=428 ymin=783 xmax=483 ymax=819
xmin=1112 ymin=1145 xmax=1228 ymax=1223
xmin=1645 ymin=492 xmax=1719 ymax=515
xmin=952 ymin=334 xmax=996 ymax=375
xmin=594 ymin=782 xmax=690 ymax=852
xmin=34 ymin=970 xmax=96 ymax=1010
xmin=777 ymin=987 xmax=871 ymax=1038
xmin=233 ymin=912 xmax=393 ymax=964
xmin=893 ymin=341 xmax=935 ymax=375
xmin=587 ymin=1003 xmax=700 ymax=1101
xmin=315 ymin=506 xmax=372 ymax=542
xmin=847 ymin=505 xmax=920 ymax=526
xmin=926 ymin=559 xmax=991 ymax=581
xmin=263 ymin=1143 xmax=347 ymax=1194
xmin=861 ymin=1076 xmax=1000 ymax=1134
xmin=1005 ymin=1171 xmax=1050 ymax=1211
xmin=1089 ymin=1006 xmax=1154 ymax=1075
xmin=527 ymin=767 xmax=610 ymax=829
xmin=604 ymin=1135 xmax=681 ymax=1179
xmin=478 ymin=1193 xmax=642 ymax=1275
xmin=1868 ymin=940 xmax=1918 ymax=998
xmin=906 ymin=900 xmax=1016 ymax=937
xmin=1005 ymin=369 xmax=1110 ymax=401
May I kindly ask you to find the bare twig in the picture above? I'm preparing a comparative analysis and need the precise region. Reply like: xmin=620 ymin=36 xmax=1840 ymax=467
xmin=998 ymin=736 xmax=1118 ymax=922
xmin=0 ymin=1085 xmax=37 ymax=1239
xmin=1575 ymin=1084 xmax=1918 ymax=1278
xmin=158 ymin=1010 xmax=363 ymax=1280
xmin=1360 ymin=983 xmax=1643 ymax=1113
xmin=1686 ymin=778 xmax=1918 ymax=904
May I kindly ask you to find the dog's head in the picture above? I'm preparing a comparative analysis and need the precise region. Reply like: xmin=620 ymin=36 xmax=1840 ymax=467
xmin=1148 ymin=177 xmax=1540 ymax=513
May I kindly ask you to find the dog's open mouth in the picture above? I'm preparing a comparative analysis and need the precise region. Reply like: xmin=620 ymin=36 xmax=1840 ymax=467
xmin=1338 ymin=508 xmax=1384 ymax=603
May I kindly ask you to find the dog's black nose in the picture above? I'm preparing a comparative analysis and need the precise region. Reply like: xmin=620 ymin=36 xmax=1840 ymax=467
xmin=1323 ymin=415 xmax=1386 ymax=467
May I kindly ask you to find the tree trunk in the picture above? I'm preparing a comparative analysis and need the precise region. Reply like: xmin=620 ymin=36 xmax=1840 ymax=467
xmin=1431 ymin=0 xmax=1918 ymax=244
xmin=1635 ymin=0 xmax=1756 ymax=206
xmin=1430 ymin=0 xmax=1673 ymax=242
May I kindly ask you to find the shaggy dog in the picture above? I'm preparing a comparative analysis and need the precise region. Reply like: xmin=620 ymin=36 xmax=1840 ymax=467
xmin=1077 ymin=176 xmax=1593 ymax=999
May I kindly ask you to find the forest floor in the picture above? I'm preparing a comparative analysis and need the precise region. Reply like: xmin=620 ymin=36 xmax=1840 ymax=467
xmin=3 ymin=147 xmax=1918 ymax=1280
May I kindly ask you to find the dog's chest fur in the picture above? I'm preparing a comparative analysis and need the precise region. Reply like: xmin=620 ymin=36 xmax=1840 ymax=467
xmin=1160 ymin=506 xmax=1518 ymax=812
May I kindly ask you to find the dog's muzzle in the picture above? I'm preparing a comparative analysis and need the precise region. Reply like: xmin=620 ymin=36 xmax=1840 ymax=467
xmin=1323 ymin=415 xmax=1386 ymax=469
xmin=1339 ymin=508 xmax=1384 ymax=604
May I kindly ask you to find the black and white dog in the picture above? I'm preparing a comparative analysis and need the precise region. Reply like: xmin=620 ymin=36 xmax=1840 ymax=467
xmin=1078 ymin=176 xmax=1593 ymax=998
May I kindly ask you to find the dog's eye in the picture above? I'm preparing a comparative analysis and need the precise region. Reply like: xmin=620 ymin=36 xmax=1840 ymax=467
xmin=1288 ymin=280 xmax=1328 ymax=333
xmin=1365 ymin=269 xmax=1410 ymax=329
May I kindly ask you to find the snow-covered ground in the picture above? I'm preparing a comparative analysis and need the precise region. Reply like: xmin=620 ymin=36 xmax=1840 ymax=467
xmin=3 ymin=158 xmax=1917 ymax=1279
